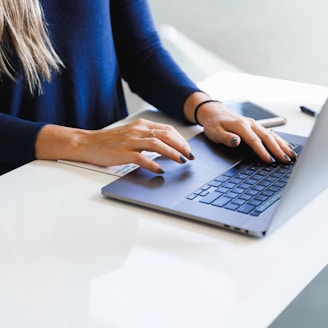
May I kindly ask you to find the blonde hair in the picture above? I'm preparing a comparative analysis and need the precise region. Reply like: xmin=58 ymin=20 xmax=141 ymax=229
xmin=0 ymin=0 xmax=63 ymax=94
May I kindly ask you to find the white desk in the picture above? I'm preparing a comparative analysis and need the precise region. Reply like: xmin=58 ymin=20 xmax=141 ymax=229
xmin=1 ymin=72 xmax=328 ymax=328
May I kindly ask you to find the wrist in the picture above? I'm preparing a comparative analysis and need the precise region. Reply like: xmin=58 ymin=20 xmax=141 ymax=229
xmin=183 ymin=91 xmax=211 ymax=123
xmin=194 ymin=100 xmax=221 ymax=126
xmin=183 ymin=91 xmax=222 ymax=126
xmin=35 ymin=124 xmax=86 ymax=161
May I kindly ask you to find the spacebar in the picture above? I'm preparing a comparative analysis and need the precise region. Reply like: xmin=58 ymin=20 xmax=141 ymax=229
xmin=257 ymin=190 xmax=283 ymax=213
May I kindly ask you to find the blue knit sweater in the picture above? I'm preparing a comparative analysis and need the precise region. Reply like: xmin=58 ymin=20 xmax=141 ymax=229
xmin=0 ymin=0 xmax=199 ymax=174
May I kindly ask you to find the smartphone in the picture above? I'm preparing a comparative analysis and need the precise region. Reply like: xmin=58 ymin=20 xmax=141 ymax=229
xmin=224 ymin=100 xmax=287 ymax=128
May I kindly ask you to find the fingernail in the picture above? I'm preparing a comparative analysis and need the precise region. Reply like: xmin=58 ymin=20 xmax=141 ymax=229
xmin=284 ymin=154 xmax=292 ymax=161
xmin=180 ymin=155 xmax=187 ymax=163
xmin=231 ymin=137 xmax=239 ymax=146
xmin=158 ymin=168 xmax=165 ymax=174
xmin=270 ymin=156 xmax=276 ymax=163
xmin=189 ymin=152 xmax=196 ymax=160
xmin=290 ymin=150 xmax=298 ymax=157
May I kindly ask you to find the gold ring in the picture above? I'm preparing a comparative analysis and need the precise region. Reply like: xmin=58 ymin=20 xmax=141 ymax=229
xmin=147 ymin=128 xmax=156 ymax=138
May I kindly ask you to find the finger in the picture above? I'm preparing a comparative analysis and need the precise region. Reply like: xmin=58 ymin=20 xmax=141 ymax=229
xmin=243 ymin=130 xmax=276 ymax=163
xmin=204 ymin=119 xmax=273 ymax=162
xmin=270 ymin=130 xmax=298 ymax=159
xmin=148 ymin=122 xmax=189 ymax=145
xmin=144 ymin=125 xmax=195 ymax=160
xmin=214 ymin=129 xmax=241 ymax=147
xmin=252 ymin=126 xmax=295 ymax=163
xmin=124 ymin=119 xmax=193 ymax=158
xmin=201 ymin=121 xmax=241 ymax=147
xmin=128 ymin=151 xmax=166 ymax=174
xmin=138 ymin=136 xmax=190 ymax=165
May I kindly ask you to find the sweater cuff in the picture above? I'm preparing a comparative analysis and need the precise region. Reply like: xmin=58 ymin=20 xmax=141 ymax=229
xmin=0 ymin=113 xmax=47 ymax=164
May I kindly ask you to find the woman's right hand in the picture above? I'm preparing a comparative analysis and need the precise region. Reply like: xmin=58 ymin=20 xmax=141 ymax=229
xmin=35 ymin=119 xmax=195 ymax=174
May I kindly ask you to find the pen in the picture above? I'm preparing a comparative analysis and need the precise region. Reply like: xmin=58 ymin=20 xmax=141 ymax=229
xmin=299 ymin=106 xmax=318 ymax=117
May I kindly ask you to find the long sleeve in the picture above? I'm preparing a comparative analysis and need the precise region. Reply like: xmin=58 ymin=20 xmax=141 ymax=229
xmin=0 ymin=113 xmax=46 ymax=173
xmin=110 ymin=0 xmax=201 ymax=122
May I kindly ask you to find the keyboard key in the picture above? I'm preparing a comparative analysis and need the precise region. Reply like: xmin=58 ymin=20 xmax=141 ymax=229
xmin=199 ymin=191 xmax=223 ymax=204
xmin=244 ymin=169 xmax=256 ymax=175
xmin=245 ymin=189 xmax=259 ymax=196
xmin=261 ymin=190 xmax=274 ymax=197
xmin=279 ymin=177 xmax=289 ymax=183
xmin=270 ymin=172 xmax=283 ymax=178
xmin=201 ymin=184 xmax=211 ymax=190
xmin=232 ymin=198 xmax=246 ymax=206
xmin=223 ymin=167 xmax=240 ymax=177
xmin=256 ymin=190 xmax=283 ymax=213
xmin=222 ymin=182 xmax=237 ymax=189
xmin=215 ymin=176 xmax=230 ymax=183
xmin=209 ymin=180 xmax=221 ymax=187
xmin=194 ymin=189 xmax=204 ymax=195
xmin=268 ymin=186 xmax=280 ymax=192
xmin=258 ymin=180 xmax=271 ymax=187
xmin=254 ymin=195 xmax=269 ymax=202
xmin=264 ymin=166 xmax=276 ymax=172
xmin=253 ymin=185 xmax=265 ymax=191
xmin=225 ymin=192 xmax=239 ymax=199
xmin=239 ymin=194 xmax=252 ymax=201
xmin=230 ymin=178 xmax=242 ymax=184
xmin=236 ymin=173 xmax=249 ymax=180
xmin=245 ymin=178 xmax=257 ymax=185
xmin=277 ymin=168 xmax=289 ymax=174
xmin=216 ymin=186 xmax=229 ymax=193
xmin=273 ymin=181 xmax=286 ymax=188
xmin=263 ymin=176 xmax=276 ymax=183
xmin=187 ymin=194 xmax=197 ymax=200
xmin=212 ymin=196 xmax=231 ymax=207
xmin=224 ymin=203 xmax=240 ymax=211
xmin=238 ymin=204 xmax=256 ymax=214
xmin=248 ymin=199 xmax=262 ymax=206
xmin=232 ymin=187 xmax=245 ymax=194
xmin=239 ymin=183 xmax=252 ymax=189
xmin=257 ymin=170 xmax=270 ymax=176
xmin=250 ymin=210 xmax=261 ymax=217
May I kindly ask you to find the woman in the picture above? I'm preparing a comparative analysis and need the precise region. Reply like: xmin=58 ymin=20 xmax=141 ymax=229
xmin=0 ymin=0 xmax=296 ymax=175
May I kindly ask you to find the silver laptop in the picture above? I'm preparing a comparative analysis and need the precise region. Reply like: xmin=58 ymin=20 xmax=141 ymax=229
xmin=102 ymin=99 xmax=328 ymax=237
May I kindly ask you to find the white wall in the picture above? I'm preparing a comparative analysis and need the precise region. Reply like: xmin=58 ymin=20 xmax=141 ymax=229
xmin=149 ymin=0 xmax=328 ymax=86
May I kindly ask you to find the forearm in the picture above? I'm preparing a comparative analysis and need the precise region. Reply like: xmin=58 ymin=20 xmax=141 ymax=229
xmin=111 ymin=0 xmax=200 ymax=122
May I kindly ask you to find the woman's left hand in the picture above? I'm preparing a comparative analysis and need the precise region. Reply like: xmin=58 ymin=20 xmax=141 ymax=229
xmin=184 ymin=93 xmax=297 ymax=163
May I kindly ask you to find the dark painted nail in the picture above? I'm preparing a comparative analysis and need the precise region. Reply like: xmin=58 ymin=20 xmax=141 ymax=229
xmin=290 ymin=150 xmax=298 ymax=157
xmin=158 ymin=168 xmax=165 ymax=174
xmin=270 ymin=156 xmax=276 ymax=163
xmin=189 ymin=152 xmax=196 ymax=160
xmin=231 ymin=137 xmax=239 ymax=145
xmin=284 ymin=154 xmax=292 ymax=161
xmin=180 ymin=155 xmax=187 ymax=163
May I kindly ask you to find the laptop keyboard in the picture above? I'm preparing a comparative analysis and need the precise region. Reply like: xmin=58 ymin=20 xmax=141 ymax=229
xmin=186 ymin=146 xmax=302 ymax=217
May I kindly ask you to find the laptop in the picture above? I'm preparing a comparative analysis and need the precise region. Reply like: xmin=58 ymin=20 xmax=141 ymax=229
xmin=102 ymin=99 xmax=328 ymax=237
